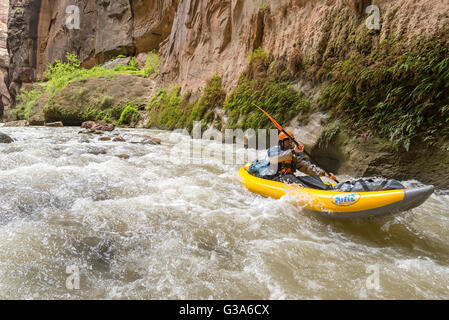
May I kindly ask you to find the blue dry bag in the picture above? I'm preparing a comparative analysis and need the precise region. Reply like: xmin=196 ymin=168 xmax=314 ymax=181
xmin=248 ymin=160 xmax=270 ymax=178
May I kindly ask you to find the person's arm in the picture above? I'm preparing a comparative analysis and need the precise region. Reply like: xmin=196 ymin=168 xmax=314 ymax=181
xmin=293 ymin=145 xmax=337 ymax=180
xmin=267 ymin=146 xmax=293 ymax=164
xmin=294 ymin=154 xmax=327 ymax=177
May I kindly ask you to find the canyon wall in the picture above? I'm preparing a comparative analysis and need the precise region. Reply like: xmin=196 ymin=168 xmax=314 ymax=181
xmin=5 ymin=0 xmax=449 ymax=103
xmin=0 ymin=0 xmax=9 ymax=117
xmin=6 ymin=0 xmax=179 ymax=104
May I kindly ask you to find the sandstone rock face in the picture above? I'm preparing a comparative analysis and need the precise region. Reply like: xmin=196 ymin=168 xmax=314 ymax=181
xmin=160 ymin=0 xmax=449 ymax=91
xmin=0 ymin=0 xmax=9 ymax=118
xmin=131 ymin=0 xmax=179 ymax=53
xmin=5 ymin=0 xmax=449 ymax=102
xmin=7 ymin=0 xmax=42 ymax=102
xmin=95 ymin=0 xmax=134 ymax=62
xmin=5 ymin=0 xmax=179 ymax=105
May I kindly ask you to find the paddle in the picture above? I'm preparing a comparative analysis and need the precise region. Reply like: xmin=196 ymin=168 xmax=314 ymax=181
xmin=252 ymin=103 xmax=339 ymax=183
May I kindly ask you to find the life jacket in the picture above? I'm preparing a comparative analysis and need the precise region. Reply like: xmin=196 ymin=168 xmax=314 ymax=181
xmin=278 ymin=153 xmax=297 ymax=175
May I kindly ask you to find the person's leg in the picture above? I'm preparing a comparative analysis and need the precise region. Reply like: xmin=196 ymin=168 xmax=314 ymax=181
xmin=273 ymin=174 xmax=303 ymax=184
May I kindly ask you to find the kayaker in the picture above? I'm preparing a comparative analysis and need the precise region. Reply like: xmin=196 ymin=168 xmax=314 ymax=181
xmin=266 ymin=130 xmax=337 ymax=184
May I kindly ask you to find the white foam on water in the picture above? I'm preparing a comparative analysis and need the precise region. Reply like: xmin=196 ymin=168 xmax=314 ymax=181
xmin=0 ymin=127 xmax=448 ymax=299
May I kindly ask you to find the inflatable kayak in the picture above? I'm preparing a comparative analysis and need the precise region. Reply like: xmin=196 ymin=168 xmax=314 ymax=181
xmin=239 ymin=164 xmax=434 ymax=219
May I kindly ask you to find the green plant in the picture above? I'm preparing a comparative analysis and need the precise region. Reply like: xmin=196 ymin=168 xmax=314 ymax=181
xmin=142 ymin=51 xmax=161 ymax=78
xmin=146 ymin=87 xmax=186 ymax=129
xmin=145 ymin=76 xmax=226 ymax=130
xmin=188 ymin=75 xmax=226 ymax=123
xmin=247 ymin=47 xmax=269 ymax=65
xmin=14 ymin=52 xmax=162 ymax=123
xmin=15 ymin=85 xmax=45 ymax=120
xmin=113 ymin=57 xmax=140 ymax=72
xmin=318 ymin=122 xmax=341 ymax=149
xmin=224 ymin=77 xmax=309 ymax=130
xmin=320 ymin=35 xmax=449 ymax=151
xmin=119 ymin=103 xmax=141 ymax=125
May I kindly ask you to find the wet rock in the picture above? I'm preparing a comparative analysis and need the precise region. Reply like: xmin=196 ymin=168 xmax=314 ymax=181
xmin=86 ymin=146 xmax=107 ymax=155
xmin=140 ymin=135 xmax=162 ymax=144
xmin=98 ymin=136 xmax=112 ymax=141
xmin=0 ymin=131 xmax=13 ymax=143
xmin=291 ymin=112 xmax=328 ymax=151
xmin=78 ymin=136 xmax=91 ymax=143
xmin=81 ymin=121 xmax=115 ymax=132
xmin=116 ymin=154 xmax=130 ymax=160
xmin=79 ymin=129 xmax=97 ymax=135
xmin=127 ymin=134 xmax=161 ymax=145
xmin=102 ymin=57 xmax=132 ymax=70
xmin=45 ymin=121 xmax=64 ymax=127
xmin=113 ymin=136 xmax=126 ymax=142
xmin=3 ymin=120 xmax=29 ymax=127
xmin=128 ymin=138 xmax=158 ymax=145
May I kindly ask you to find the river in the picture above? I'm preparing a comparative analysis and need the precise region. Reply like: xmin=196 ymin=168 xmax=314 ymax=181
xmin=0 ymin=127 xmax=448 ymax=299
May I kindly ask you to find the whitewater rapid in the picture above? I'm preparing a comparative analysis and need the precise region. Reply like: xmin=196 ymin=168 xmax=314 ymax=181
xmin=0 ymin=127 xmax=448 ymax=299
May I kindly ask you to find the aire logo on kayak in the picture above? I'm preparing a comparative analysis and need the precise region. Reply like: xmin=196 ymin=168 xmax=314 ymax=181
xmin=331 ymin=193 xmax=361 ymax=207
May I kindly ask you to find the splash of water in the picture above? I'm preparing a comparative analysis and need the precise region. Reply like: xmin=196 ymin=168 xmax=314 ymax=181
xmin=0 ymin=127 xmax=448 ymax=299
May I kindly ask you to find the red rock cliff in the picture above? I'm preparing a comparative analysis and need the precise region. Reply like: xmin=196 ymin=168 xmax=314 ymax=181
xmin=0 ymin=0 xmax=9 ymax=117
xmin=5 ymin=0 xmax=449 ymax=104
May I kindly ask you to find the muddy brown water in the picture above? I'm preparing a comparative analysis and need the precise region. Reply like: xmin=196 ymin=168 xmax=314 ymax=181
xmin=0 ymin=127 xmax=448 ymax=299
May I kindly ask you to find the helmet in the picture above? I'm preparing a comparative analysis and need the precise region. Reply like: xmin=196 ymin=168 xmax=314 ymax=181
xmin=278 ymin=130 xmax=295 ymax=142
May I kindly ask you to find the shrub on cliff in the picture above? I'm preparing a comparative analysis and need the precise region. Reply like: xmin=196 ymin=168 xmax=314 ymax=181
xmin=44 ymin=53 xmax=118 ymax=95
xmin=145 ymin=75 xmax=226 ymax=131
xmin=13 ymin=84 xmax=45 ymax=120
xmin=142 ymin=51 xmax=160 ymax=78
xmin=224 ymin=48 xmax=310 ymax=130
xmin=119 ymin=103 xmax=141 ymax=126
xmin=13 ymin=52 xmax=162 ymax=123
xmin=146 ymin=87 xmax=186 ymax=129
xmin=320 ymin=34 xmax=449 ymax=151
xmin=189 ymin=75 xmax=226 ymax=123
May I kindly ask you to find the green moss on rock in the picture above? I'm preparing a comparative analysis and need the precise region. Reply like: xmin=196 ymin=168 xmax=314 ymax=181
xmin=145 ymin=75 xmax=226 ymax=131
xmin=224 ymin=49 xmax=310 ymax=130
xmin=119 ymin=103 xmax=141 ymax=126
xmin=320 ymin=33 xmax=449 ymax=151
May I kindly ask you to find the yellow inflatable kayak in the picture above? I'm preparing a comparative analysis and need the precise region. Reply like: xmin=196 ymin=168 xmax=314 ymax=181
xmin=239 ymin=164 xmax=434 ymax=218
